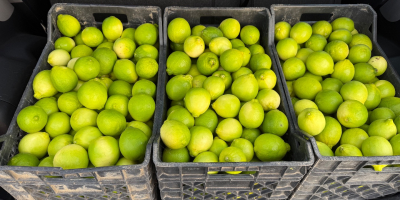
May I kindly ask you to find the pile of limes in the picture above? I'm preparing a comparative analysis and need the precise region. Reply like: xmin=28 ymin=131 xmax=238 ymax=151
xmin=161 ymin=17 xmax=291 ymax=173
xmin=275 ymin=17 xmax=400 ymax=171
xmin=7 ymin=14 xmax=159 ymax=169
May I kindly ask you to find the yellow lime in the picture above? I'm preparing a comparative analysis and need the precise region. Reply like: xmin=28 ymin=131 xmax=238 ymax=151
xmin=231 ymin=74 xmax=259 ymax=101
xmin=219 ymin=147 xmax=246 ymax=174
xmin=331 ymin=59 xmax=354 ymax=83
xmin=121 ymin=28 xmax=135 ymax=41
xmin=70 ymin=108 xmax=98 ymax=131
xmin=368 ymin=119 xmax=397 ymax=140
xmin=184 ymin=88 xmax=211 ymax=117
xmin=340 ymin=128 xmax=369 ymax=149
xmin=282 ymin=57 xmax=306 ymax=81
xmin=368 ymin=56 xmax=387 ymax=76
xmin=296 ymin=48 xmax=314 ymax=63
xmin=48 ymin=134 xmax=73 ymax=156
xmin=364 ymin=83 xmax=382 ymax=110
xmin=348 ymin=44 xmax=371 ymax=64
xmin=324 ymin=40 xmax=349 ymax=62
xmin=128 ymin=94 xmax=155 ymax=122
xmin=160 ymin=119 xmax=191 ymax=149
xmin=209 ymin=37 xmax=232 ymax=56
xmin=127 ymin=121 xmax=152 ymax=139
xmin=240 ymin=25 xmax=260 ymax=45
xmin=18 ymin=132 xmax=50 ymax=159
xmin=73 ymin=126 xmax=102 ymax=150
xmin=349 ymin=34 xmax=372 ymax=50
xmin=45 ymin=112 xmax=71 ymax=138
xmin=337 ymin=100 xmax=368 ymax=128
xmin=329 ymin=29 xmax=352 ymax=44
xmin=340 ymin=81 xmax=368 ymax=104
xmin=88 ymin=136 xmax=119 ymax=167
xmin=71 ymin=44 xmax=93 ymax=58
xmin=168 ymin=18 xmax=191 ymax=44
xmin=113 ymin=38 xmax=136 ymax=59
xmin=35 ymin=97 xmax=58 ymax=115
xmin=316 ymin=141 xmax=334 ymax=156
xmin=203 ymin=76 xmax=225 ymax=100
xmin=168 ymin=107 xmax=194 ymax=128
xmin=219 ymin=18 xmax=241 ymax=39
xmin=276 ymin=38 xmax=298 ymax=60
xmin=57 ymin=92 xmax=82 ymax=115
xmin=57 ymin=14 xmax=81 ymax=37
xmin=375 ymin=80 xmax=395 ymax=98
xmin=290 ymin=22 xmax=312 ymax=44
xmin=47 ymin=49 xmax=70 ymax=66
xmin=192 ymin=25 xmax=206 ymax=36
xmin=275 ymin=21 xmax=291 ymax=41
xmin=306 ymin=51 xmax=334 ymax=76
xmin=331 ymin=17 xmax=354 ymax=31
xmin=102 ymin=16 xmax=123 ymax=41
xmin=184 ymin=36 xmax=205 ymax=58
xmin=33 ymin=70 xmax=58 ymax=99
xmin=81 ymin=27 xmax=103 ymax=47
xmin=239 ymin=99 xmax=264 ymax=129
xmin=77 ymin=80 xmax=108 ymax=110
xmin=312 ymin=20 xmax=332 ymax=38
xmin=220 ymin=49 xmax=243 ymax=72
xmin=294 ymin=99 xmax=318 ymax=116
xmin=256 ymin=89 xmax=280 ymax=111
xmin=293 ymin=76 xmax=322 ymax=100
xmin=298 ymin=108 xmax=325 ymax=136
xmin=315 ymin=116 xmax=342 ymax=148
xmin=187 ymin=126 xmax=213 ymax=157
xmin=74 ymin=31 xmax=84 ymax=45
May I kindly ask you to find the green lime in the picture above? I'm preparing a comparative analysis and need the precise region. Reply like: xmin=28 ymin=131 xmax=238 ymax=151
xmin=231 ymin=74 xmax=259 ymax=101
xmin=115 ymin=158 xmax=136 ymax=166
xmin=361 ymin=136 xmax=393 ymax=170
xmin=337 ymin=100 xmax=368 ymax=128
xmin=8 ymin=153 xmax=39 ymax=167
xmin=160 ymin=119 xmax=191 ymax=149
xmin=18 ymin=132 xmax=50 ymax=159
xmin=232 ymin=67 xmax=252 ymax=80
xmin=200 ymin=27 xmax=223 ymax=46
xmin=275 ymin=21 xmax=291 ymax=41
xmin=45 ymin=112 xmax=71 ymax=138
xmin=167 ymin=51 xmax=191 ymax=75
xmin=324 ymin=40 xmax=349 ymax=62
xmin=81 ymin=27 xmax=103 ymax=47
xmin=57 ymin=14 xmax=81 ymax=37
xmin=35 ymin=97 xmax=58 ymax=115
xmin=240 ymin=25 xmax=260 ymax=45
xmin=135 ymin=23 xmax=158 ymax=45
xmin=375 ymin=80 xmax=395 ymax=98
xmin=368 ymin=56 xmax=387 ymax=76
xmin=131 ymin=79 xmax=156 ymax=98
xmin=248 ymin=44 xmax=265 ymax=55
xmin=294 ymin=99 xmax=318 ymax=116
xmin=196 ymin=52 xmax=219 ymax=75
xmin=166 ymin=75 xmax=192 ymax=101
xmin=127 ymin=121 xmax=152 ymax=139
xmin=112 ymin=59 xmax=138 ymax=83
xmin=193 ymin=151 xmax=218 ymax=173
xmin=70 ymin=108 xmax=98 ymax=131
xmin=102 ymin=16 xmax=123 ymax=41
xmin=187 ymin=64 xmax=201 ymax=77
xmin=212 ymin=70 xmax=232 ymax=89
xmin=77 ymin=80 xmax=108 ymax=110
xmin=119 ymin=127 xmax=148 ymax=161
xmin=219 ymin=18 xmax=241 ymax=39
xmin=316 ymin=141 xmax=334 ymax=156
xmin=331 ymin=17 xmax=354 ymax=31
xmin=321 ymin=78 xmax=343 ymax=92
xmin=209 ymin=137 xmax=228 ymax=157
xmin=38 ymin=156 xmax=54 ymax=167
xmin=293 ymin=76 xmax=322 ymax=100
xmin=230 ymin=39 xmax=245 ymax=49
xmin=276 ymin=38 xmax=298 ymax=60
xmin=133 ymin=44 xmax=159 ymax=63
xmin=254 ymin=133 xmax=289 ymax=161
xmin=192 ymin=25 xmax=206 ymax=36
xmin=216 ymin=118 xmax=242 ymax=142
xmin=303 ymin=71 xmax=323 ymax=82
xmin=353 ymin=63 xmax=377 ymax=83
xmin=231 ymin=138 xmax=254 ymax=161
xmin=136 ymin=58 xmax=158 ymax=79
xmin=163 ymin=147 xmax=190 ymax=162
xmin=260 ymin=109 xmax=288 ymax=137
xmin=331 ymin=59 xmax=355 ymax=83
xmin=298 ymin=108 xmax=325 ymax=136
xmin=390 ymin=134 xmax=400 ymax=155
xmin=250 ymin=53 xmax=272 ymax=72
xmin=220 ymin=49 xmax=243 ymax=72
xmin=48 ymin=134 xmax=73 ymax=156
xmin=254 ymin=69 xmax=276 ymax=90
xmin=296 ymin=48 xmax=314 ymax=63
xmin=194 ymin=109 xmax=218 ymax=133
xmin=55 ymin=37 xmax=75 ymax=52
xmin=256 ymin=89 xmax=280 ymax=111
xmin=73 ymin=126 xmax=102 ymax=150
xmin=203 ymin=76 xmax=225 ymax=100
xmin=57 ymin=92 xmax=82 ymax=115
xmin=239 ymin=99 xmax=264 ymax=129
xmin=340 ymin=128 xmax=369 ymax=149
xmin=50 ymin=66 xmax=78 ymax=93
xmin=237 ymin=46 xmax=251 ymax=67
xmin=17 ymin=106 xmax=48 ymax=133
xmin=71 ymin=45 xmax=93 ymax=58
xmin=184 ymin=88 xmax=211 ymax=117
xmin=184 ymin=36 xmax=205 ymax=58
xmin=290 ymin=22 xmax=312 ymax=44
xmin=187 ymin=126 xmax=213 ymax=157
xmin=312 ymin=20 xmax=332 ymax=38
xmin=335 ymin=144 xmax=363 ymax=156
xmin=368 ymin=119 xmax=397 ymax=140
xmin=74 ymin=56 xmax=100 ymax=81
xmin=306 ymin=51 xmax=334 ymax=76
xmin=108 ymin=80 xmax=132 ymax=97
xmin=315 ymin=116 xmax=342 ymax=148
xmin=33 ymin=70 xmax=58 ymax=99
xmin=349 ymin=34 xmax=372 ymax=50
xmin=74 ymin=31 xmax=84 ymax=45
xmin=47 ymin=49 xmax=70 ymax=66
xmin=168 ymin=107 xmax=194 ymax=128
xmin=315 ymin=90 xmax=343 ymax=115
xmin=113 ymin=38 xmax=136 ymax=59
xmin=168 ymin=18 xmax=191 ymax=44
xmin=121 ymin=28 xmax=135 ymax=41
xmin=282 ymin=57 xmax=306 ymax=81
xmin=97 ymin=42 xmax=114 ymax=50
xmin=92 ymin=47 xmax=118 ymax=76
xmin=209 ymin=37 xmax=232 ymax=56
xmin=329 ymin=29 xmax=352 ymax=44
xmin=348 ymin=44 xmax=371 ymax=64
xmin=128 ymin=94 xmax=155 ymax=122
xmin=340 ymin=81 xmax=368 ymax=104
xmin=88 ymin=136 xmax=119 ymax=167
xmin=241 ymin=128 xmax=261 ymax=144
xmin=212 ymin=94 xmax=240 ymax=118
xmin=305 ymin=34 xmax=327 ymax=51
xmin=364 ymin=84 xmax=382 ymax=110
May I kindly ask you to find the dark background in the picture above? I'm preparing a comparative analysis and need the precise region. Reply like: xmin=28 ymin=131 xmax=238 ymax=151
xmin=1 ymin=0 xmax=399 ymax=199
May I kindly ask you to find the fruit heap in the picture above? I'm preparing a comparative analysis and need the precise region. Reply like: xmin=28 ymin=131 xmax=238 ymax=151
xmin=160 ymin=17 xmax=291 ymax=172
xmin=275 ymin=17 xmax=400 ymax=171
xmin=8 ymin=14 xmax=159 ymax=169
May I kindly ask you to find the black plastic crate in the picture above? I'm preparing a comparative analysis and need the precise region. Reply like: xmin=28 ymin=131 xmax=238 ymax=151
xmin=270 ymin=4 xmax=400 ymax=200
xmin=0 ymin=4 xmax=164 ymax=200
xmin=153 ymin=6 xmax=315 ymax=200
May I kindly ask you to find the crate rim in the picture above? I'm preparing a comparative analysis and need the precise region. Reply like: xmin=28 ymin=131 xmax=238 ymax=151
xmin=153 ymin=6 xmax=315 ymax=169
xmin=0 ymin=3 xmax=164 ymax=175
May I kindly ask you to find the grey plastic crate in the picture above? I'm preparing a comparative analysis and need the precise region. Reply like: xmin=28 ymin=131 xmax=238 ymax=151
xmin=0 ymin=3 xmax=164 ymax=200
xmin=270 ymin=4 xmax=400 ymax=200
xmin=153 ymin=6 xmax=315 ymax=200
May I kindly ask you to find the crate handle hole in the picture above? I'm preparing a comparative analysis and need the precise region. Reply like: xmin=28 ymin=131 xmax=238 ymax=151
xmin=93 ymin=13 xmax=128 ymax=23
xmin=200 ymin=16 xmax=232 ymax=25
xmin=300 ymin=13 xmax=333 ymax=22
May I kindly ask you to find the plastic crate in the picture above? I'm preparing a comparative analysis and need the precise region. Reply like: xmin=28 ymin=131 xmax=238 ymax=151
xmin=0 ymin=3 xmax=164 ymax=200
xmin=270 ymin=4 xmax=400 ymax=200
xmin=153 ymin=6 xmax=315 ymax=200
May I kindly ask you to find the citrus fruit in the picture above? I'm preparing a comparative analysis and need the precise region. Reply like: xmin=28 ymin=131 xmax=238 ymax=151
xmin=104 ymin=95 xmax=129 ymax=117
xmin=170 ymin=42 xmax=184 ymax=51
xmin=315 ymin=90 xmax=343 ymax=115
xmin=45 ymin=112 xmax=71 ymax=138
xmin=375 ymin=80 xmax=395 ymax=98
xmin=212 ymin=94 xmax=241 ymax=118
xmin=282 ymin=57 xmax=306 ymax=81
xmin=276 ymin=38 xmax=298 ymax=60
xmin=128 ymin=94 xmax=155 ymax=122
xmin=209 ymin=37 xmax=232 ymax=56
xmin=237 ymin=46 xmax=251 ymax=67
xmin=335 ymin=144 xmax=363 ymax=156
xmin=119 ymin=127 xmax=148 ymax=161
xmin=47 ymin=49 xmax=70 ymax=66
xmin=390 ymin=134 xmax=400 ymax=155
xmin=17 ymin=105 xmax=48 ymax=133
xmin=136 ymin=58 xmax=158 ymax=80
xmin=131 ymin=79 xmax=156 ymax=98
xmin=331 ymin=17 xmax=354 ymax=31
xmin=113 ymin=38 xmax=136 ymax=59
xmin=166 ymin=75 xmax=192 ymax=101
xmin=321 ymin=78 xmax=343 ymax=92
xmin=77 ymin=80 xmax=108 ymax=110
xmin=361 ymin=136 xmax=393 ymax=171
xmin=337 ymin=100 xmax=368 ymax=128
xmin=231 ymin=74 xmax=259 ymax=101
xmin=328 ymin=29 xmax=352 ymax=44
xmin=88 ymin=136 xmax=119 ymax=167
xmin=200 ymin=27 xmax=223 ymax=45
xmin=8 ymin=153 xmax=39 ymax=167
xmin=115 ymin=158 xmax=136 ymax=166
xmin=290 ymin=22 xmax=312 ymax=44
xmin=353 ymin=63 xmax=377 ymax=83
xmin=368 ymin=56 xmax=387 ymax=76
xmin=192 ymin=25 xmax=206 ymax=36
xmin=203 ymin=76 xmax=225 ymax=100
xmin=127 ymin=121 xmax=152 ymax=139
xmin=324 ymin=40 xmax=349 ymax=62
xmin=48 ymin=134 xmax=73 ymax=156
xmin=306 ymin=51 xmax=334 ymax=76
xmin=364 ymin=84 xmax=381 ymax=110
xmin=294 ymin=99 xmax=319 ymax=116
xmin=291 ymin=97 xmax=299 ymax=105
xmin=231 ymin=39 xmax=245 ymax=49
xmin=256 ymin=89 xmax=280 ymax=111
xmin=70 ymin=108 xmax=98 ymax=131
xmin=108 ymin=80 xmax=132 ymax=97
xmin=102 ymin=16 xmax=123 ymax=41
xmin=305 ymin=34 xmax=327 ymax=51
xmin=71 ymin=45 xmax=93 ymax=58
xmin=55 ymin=37 xmax=76 ymax=52
xmin=331 ymin=59 xmax=355 ymax=83
xmin=187 ymin=64 xmax=201 ymax=77
xmin=168 ymin=18 xmax=191 ymax=44
xmin=348 ymin=44 xmax=371 ymax=64
xmin=219 ymin=18 xmax=240 ymax=39
xmin=293 ymin=76 xmax=322 ymax=100
xmin=303 ymin=71 xmax=323 ymax=82
xmin=298 ymin=108 xmax=325 ymax=136
xmin=368 ymin=119 xmax=397 ymax=140
xmin=74 ymin=56 xmax=100 ymax=81
xmin=315 ymin=116 xmax=342 ymax=148
xmin=369 ymin=107 xmax=395 ymax=122
xmin=312 ymin=20 xmax=332 ymax=38
xmin=209 ymin=137 xmax=228 ymax=157
xmin=73 ymin=126 xmax=102 ymax=150
xmin=349 ymin=33 xmax=372 ymax=50
xmin=193 ymin=109 xmax=218 ymax=133
xmin=197 ymin=52 xmax=219 ymax=75
xmin=184 ymin=88 xmax=211 ymax=117
xmin=231 ymin=138 xmax=254 ymax=161
xmin=168 ymin=107 xmax=194 ymax=129
xmin=193 ymin=151 xmax=218 ymax=173
xmin=212 ymin=70 xmax=232 ymax=89
xmin=163 ymin=147 xmax=190 ymax=163
xmin=187 ymin=126 xmax=213 ymax=157
xmin=57 ymin=14 xmax=81 ymax=37
xmin=134 ymin=23 xmax=158 ymax=45
xmin=379 ymin=97 xmax=400 ymax=116
xmin=241 ymin=128 xmax=261 ymax=144
xmin=219 ymin=147 xmax=246 ymax=174
xmin=18 ymin=132 xmax=50 ymax=159
xmin=316 ymin=141 xmax=334 ymax=156
xmin=240 ymin=25 xmax=260 ymax=45
xmin=133 ymin=44 xmax=159 ymax=63
xmin=395 ymin=116 xmax=400 ymax=133
xmin=121 ymin=28 xmax=135 ymax=41
xmin=254 ymin=133 xmax=289 ymax=161
xmin=340 ymin=128 xmax=369 ymax=149
xmin=167 ymin=51 xmax=191 ymax=75
xmin=216 ymin=118 xmax=242 ymax=142
xmin=39 ymin=156 xmax=55 ymax=168
xmin=33 ymin=70 xmax=58 ymax=99
xmin=74 ymin=31 xmax=84 ymax=45
xmin=57 ymin=92 xmax=82 ymax=115
xmin=250 ymin=53 xmax=272 ymax=72
xmin=248 ymin=44 xmax=265 ymax=55
xmin=35 ymin=97 xmax=58 ymax=115
xmin=184 ymin=36 xmax=205 ymax=58
xmin=360 ymin=124 xmax=369 ymax=132
xmin=232 ymin=67 xmax=252 ymax=80
xmin=275 ymin=21 xmax=291 ymax=41
xmin=97 ymin=42 xmax=113 ymax=50
xmin=92 ymin=47 xmax=118 ymax=76
xmin=340 ymin=81 xmax=368 ymax=104
xmin=161 ymin=119 xmax=191 ymax=149
xmin=296 ymin=48 xmax=314 ymax=63
xmin=50 ymin=66 xmax=78 ymax=93
xmin=81 ymin=27 xmax=103 ymax=47
xmin=97 ymin=109 xmax=126 ymax=136
xmin=239 ymin=99 xmax=264 ymax=129
xmin=260 ymin=109 xmax=288 ymax=137
xmin=220 ymin=49 xmax=243 ymax=72
xmin=254 ymin=69 xmax=276 ymax=90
